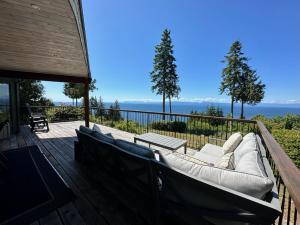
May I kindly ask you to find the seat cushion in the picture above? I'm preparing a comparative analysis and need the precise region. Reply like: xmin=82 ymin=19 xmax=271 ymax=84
xmin=216 ymin=152 xmax=235 ymax=170
xmin=222 ymin=132 xmax=243 ymax=154
xmin=193 ymin=144 xmax=223 ymax=165
xmin=199 ymin=143 xmax=224 ymax=158
xmin=172 ymin=152 xmax=208 ymax=165
xmin=160 ymin=153 xmax=208 ymax=172
xmin=79 ymin=125 xmax=93 ymax=135
xmin=115 ymin=139 xmax=155 ymax=159
xmin=233 ymin=133 xmax=258 ymax=166
xmin=92 ymin=131 xmax=115 ymax=144
xmin=161 ymin=153 xmax=273 ymax=199
xmin=193 ymin=151 xmax=220 ymax=165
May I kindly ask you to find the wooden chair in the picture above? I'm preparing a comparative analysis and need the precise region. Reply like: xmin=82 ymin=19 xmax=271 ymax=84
xmin=26 ymin=104 xmax=49 ymax=132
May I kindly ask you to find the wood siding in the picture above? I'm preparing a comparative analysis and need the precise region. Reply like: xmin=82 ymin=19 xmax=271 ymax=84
xmin=0 ymin=0 xmax=89 ymax=78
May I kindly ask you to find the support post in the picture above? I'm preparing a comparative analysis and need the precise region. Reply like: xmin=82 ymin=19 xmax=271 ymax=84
xmin=84 ymin=80 xmax=89 ymax=127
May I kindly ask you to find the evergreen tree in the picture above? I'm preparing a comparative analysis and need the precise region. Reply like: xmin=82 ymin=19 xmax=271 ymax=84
xmin=19 ymin=80 xmax=53 ymax=106
xmin=108 ymin=100 xmax=121 ymax=121
xmin=237 ymin=64 xmax=265 ymax=118
xmin=220 ymin=41 xmax=247 ymax=118
xmin=150 ymin=29 xmax=180 ymax=119
xmin=63 ymin=79 xmax=97 ymax=106
xmin=95 ymin=96 xmax=106 ymax=118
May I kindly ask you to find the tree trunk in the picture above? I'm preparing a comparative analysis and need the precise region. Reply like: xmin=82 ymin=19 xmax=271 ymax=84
xmin=75 ymin=98 xmax=78 ymax=107
xmin=230 ymin=96 xmax=234 ymax=118
xmin=72 ymin=98 xmax=74 ymax=106
xmin=169 ymin=97 xmax=172 ymax=121
xmin=162 ymin=91 xmax=166 ymax=120
xmin=241 ymin=100 xmax=244 ymax=119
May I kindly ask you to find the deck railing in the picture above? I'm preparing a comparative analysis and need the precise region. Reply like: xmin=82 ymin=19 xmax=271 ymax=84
xmin=25 ymin=105 xmax=300 ymax=224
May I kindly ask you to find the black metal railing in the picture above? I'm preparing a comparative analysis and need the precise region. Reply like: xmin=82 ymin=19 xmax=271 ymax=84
xmin=89 ymin=107 xmax=257 ymax=149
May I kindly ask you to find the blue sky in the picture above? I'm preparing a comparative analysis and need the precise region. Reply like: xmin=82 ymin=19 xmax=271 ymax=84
xmin=43 ymin=0 xmax=300 ymax=104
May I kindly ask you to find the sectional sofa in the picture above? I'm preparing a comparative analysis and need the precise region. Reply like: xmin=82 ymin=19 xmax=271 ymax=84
xmin=75 ymin=124 xmax=281 ymax=225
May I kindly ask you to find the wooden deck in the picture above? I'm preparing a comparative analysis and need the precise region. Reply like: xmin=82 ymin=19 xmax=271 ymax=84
xmin=0 ymin=121 xmax=157 ymax=225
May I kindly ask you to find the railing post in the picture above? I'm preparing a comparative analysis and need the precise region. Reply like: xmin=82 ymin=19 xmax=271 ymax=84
xmin=147 ymin=113 xmax=149 ymax=132
xmin=225 ymin=120 xmax=229 ymax=140
xmin=126 ymin=111 xmax=129 ymax=132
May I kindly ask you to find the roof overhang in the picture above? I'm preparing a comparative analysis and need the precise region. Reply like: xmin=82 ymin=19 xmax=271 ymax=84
xmin=0 ymin=0 xmax=91 ymax=83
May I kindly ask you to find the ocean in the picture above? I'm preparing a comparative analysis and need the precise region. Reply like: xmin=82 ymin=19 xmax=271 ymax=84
xmin=115 ymin=102 xmax=300 ymax=119
xmin=79 ymin=102 xmax=300 ymax=119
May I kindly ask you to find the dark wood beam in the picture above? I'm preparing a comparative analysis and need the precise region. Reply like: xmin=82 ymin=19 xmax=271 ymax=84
xmin=0 ymin=69 xmax=90 ymax=83
xmin=84 ymin=80 xmax=90 ymax=127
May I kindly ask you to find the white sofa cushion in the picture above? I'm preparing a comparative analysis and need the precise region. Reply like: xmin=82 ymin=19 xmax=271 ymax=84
xmin=172 ymin=152 xmax=209 ymax=165
xmin=199 ymin=143 xmax=224 ymax=157
xmin=216 ymin=152 xmax=235 ymax=170
xmin=193 ymin=143 xmax=223 ymax=165
xmin=233 ymin=133 xmax=257 ymax=166
xmin=235 ymin=151 xmax=267 ymax=177
xmin=161 ymin=153 xmax=273 ymax=199
xmin=222 ymin=132 xmax=242 ymax=154
xmin=256 ymin=135 xmax=267 ymax=158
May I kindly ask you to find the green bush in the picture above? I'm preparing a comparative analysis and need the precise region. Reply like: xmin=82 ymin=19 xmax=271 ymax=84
xmin=46 ymin=107 xmax=83 ymax=122
xmin=114 ymin=120 xmax=141 ymax=134
xmin=151 ymin=120 xmax=187 ymax=133
xmin=190 ymin=106 xmax=225 ymax=126
xmin=253 ymin=114 xmax=300 ymax=167
xmin=272 ymin=129 xmax=300 ymax=167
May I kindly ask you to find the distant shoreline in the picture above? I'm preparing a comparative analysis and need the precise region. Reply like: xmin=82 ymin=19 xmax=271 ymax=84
xmin=53 ymin=101 xmax=300 ymax=119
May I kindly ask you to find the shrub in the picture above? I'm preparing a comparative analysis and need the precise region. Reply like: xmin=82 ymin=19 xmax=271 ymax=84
xmin=114 ymin=120 xmax=141 ymax=134
xmin=272 ymin=129 xmax=300 ymax=167
xmin=190 ymin=106 xmax=225 ymax=126
xmin=46 ymin=107 xmax=83 ymax=122
xmin=151 ymin=120 xmax=187 ymax=133
xmin=253 ymin=114 xmax=300 ymax=167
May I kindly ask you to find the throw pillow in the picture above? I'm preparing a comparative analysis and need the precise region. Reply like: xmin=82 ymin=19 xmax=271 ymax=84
xmin=79 ymin=125 xmax=93 ymax=135
xmin=216 ymin=152 xmax=234 ymax=170
xmin=222 ymin=132 xmax=242 ymax=154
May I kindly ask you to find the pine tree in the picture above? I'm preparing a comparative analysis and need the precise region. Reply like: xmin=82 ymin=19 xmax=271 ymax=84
xmin=150 ymin=29 xmax=180 ymax=119
xmin=108 ymin=100 xmax=121 ymax=121
xmin=63 ymin=79 xmax=97 ymax=106
xmin=220 ymin=41 xmax=247 ymax=118
xmin=237 ymin=64 xmax=265 ymax=118
xmin=19 ymin=80 xmax=53 ymax=106
xmin=95 ymin=96 xmax=106 ymax=118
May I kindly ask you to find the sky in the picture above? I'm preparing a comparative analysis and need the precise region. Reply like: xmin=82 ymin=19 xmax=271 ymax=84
xmin=43 ymin=0 xmax=300 ymax=104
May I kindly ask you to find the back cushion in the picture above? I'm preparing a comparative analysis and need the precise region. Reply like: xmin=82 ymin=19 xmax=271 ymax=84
xmin=234 ymin=133 xmax=257 ymax=166
xmin=222 ymin=132 xmax=243 ymax=154
xmin=161 ymin=153 xmax=273 ymax=199
xmin=115 ymin=139 xmax=155 ymax=159
xmin=79 ymin=125 xmax=94 ymax=135
xmin=235 ymin=151 xmax=267 ymax=177
xmin=92 ymin=124 xmax=102 ymax=133
xmin=92 ymin=131 xmax=115 ymax=144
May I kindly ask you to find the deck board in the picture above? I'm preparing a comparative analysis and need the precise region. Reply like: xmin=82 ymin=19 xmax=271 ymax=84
xmin=0 ymin=121 xmax=148 ymax=225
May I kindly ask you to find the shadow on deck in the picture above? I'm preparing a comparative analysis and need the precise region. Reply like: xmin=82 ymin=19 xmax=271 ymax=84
xmin=0 ymin=121 xmax=153 ymax=225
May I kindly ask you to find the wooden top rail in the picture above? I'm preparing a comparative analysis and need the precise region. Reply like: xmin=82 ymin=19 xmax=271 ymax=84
xmin=26 ymin=105 xmax=256 ymax=123
xmin=257 ymin=121 xmax=300 ymax=211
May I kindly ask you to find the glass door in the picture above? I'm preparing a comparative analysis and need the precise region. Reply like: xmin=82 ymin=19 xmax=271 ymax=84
xmin=0 ymin=83 xmax=10 ymax=139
